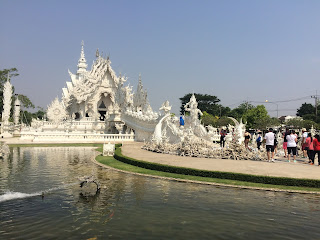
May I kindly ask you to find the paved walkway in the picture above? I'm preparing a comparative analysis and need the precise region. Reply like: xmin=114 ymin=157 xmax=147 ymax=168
xmin=3 ymin=137 xmax=320 ymax=181
xmin=122 ymin=142 xmax=320 ymax=180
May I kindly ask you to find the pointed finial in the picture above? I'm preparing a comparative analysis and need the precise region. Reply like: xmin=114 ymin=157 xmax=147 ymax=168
xmin=77 ymin=40 xmax=88 ymax=74
xmin=7 ymin=72 xmax=10 ymax=82
xmin=96 ymin=48 xmax=99 ymax=58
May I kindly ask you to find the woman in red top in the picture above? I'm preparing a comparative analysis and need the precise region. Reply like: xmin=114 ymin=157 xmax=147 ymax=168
xmin=305 ymin=133 xmax=314 ymax=164
xmin=313 ymin=134 xmax=320 ymax=165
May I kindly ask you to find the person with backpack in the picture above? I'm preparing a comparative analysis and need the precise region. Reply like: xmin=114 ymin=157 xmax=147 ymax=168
xmin=256 ymin=131 xmax=262 ymax=150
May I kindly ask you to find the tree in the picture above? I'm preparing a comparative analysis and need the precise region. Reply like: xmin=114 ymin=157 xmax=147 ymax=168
xmin=243 ymin=105 xmax=269 ymax=129
xmin=32 ymin=108 xmax=46 ymax=120
xmin=296 ymin=102 xmax=320 ymax=123
xmin=297 ymin=103 xmax=314 ymax=117
xmin=215 ymin=116 xmax=234 ymax=127
xmin=200 ymin=111 xmax=217 ymax=126
xmin=179 ymin=93 xmax=221 ymax=116
xmin=18 ymin=94 xmax=35 ymax=109
xmin=255 ymin=117 xmax=280 ymax=130
xmin=229 ymin=102 xmax=254 ymax=121
xmin=0 ymin=68 xmax=19 ymax=89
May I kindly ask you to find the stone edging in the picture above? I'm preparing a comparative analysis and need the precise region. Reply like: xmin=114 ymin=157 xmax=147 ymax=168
xmin=90 ymin=150 xmax=320 ymax=195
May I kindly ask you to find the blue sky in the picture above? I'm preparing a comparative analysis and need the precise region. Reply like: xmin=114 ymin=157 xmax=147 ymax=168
xmin=1 ymin=0 xmax=319 ymax=117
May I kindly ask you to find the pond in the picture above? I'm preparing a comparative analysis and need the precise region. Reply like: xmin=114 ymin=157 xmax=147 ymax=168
xmin=1 ymin=147 xmax=320 ymax=239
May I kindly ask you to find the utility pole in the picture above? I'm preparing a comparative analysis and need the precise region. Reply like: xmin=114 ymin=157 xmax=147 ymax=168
xmin=311 ymin=90 xmax=318 ymax=120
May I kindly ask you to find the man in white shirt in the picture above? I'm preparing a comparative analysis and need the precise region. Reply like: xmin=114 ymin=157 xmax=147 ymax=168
xmin=264 ymin=128 xmax=275 ymax=162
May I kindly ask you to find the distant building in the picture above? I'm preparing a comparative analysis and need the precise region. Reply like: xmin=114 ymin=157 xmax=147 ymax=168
xmin=279 ymin=115 xmax=303 ymax=123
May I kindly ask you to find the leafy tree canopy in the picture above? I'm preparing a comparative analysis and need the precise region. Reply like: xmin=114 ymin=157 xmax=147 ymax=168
xmin=201 ymin=111 xmax=218 ymax=126
xmin=0 ymin=68 xmax=19 ymax=90
xmin=243 ymin=105 xmax=269 ymax=129
xmin=297 ymin=103 xmax=315 ymax=117
xmin=180 ymin=93 xmax=221 ymax=116
xmin=18 ymin=94 xmax=35 ymax=109
xmin=229 ymin=102 xmax=254 ymax=121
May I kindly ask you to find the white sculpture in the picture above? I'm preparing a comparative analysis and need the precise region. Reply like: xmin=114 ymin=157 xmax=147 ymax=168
xmin=1 ymin=74 xmax=12 ymax=124
xmin=1 ymin=74 xmax=13 ymax=137
xmin=228 ymin=117 xmax=246 ymax=144
xmin=115 ymin=122 xmax=125 ymax=134
xmin=159 ymin=100 xmax=172 ymax=114
xmin=311 ymin=125 xmax=316 ymax=137
xmin=184 ymin=94 xmax=203 ymax=126
xmin=103 ymin=142 xmax=115 ymax=156
xmin=46 ymin=97 xmax=68 ymax=123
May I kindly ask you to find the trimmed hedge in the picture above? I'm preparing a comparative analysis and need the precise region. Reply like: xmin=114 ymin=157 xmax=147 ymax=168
xmin=114 ymin=147 xmax=320 ymax=188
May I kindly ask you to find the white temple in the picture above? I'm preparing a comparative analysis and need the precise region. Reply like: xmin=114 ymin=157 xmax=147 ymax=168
xmin=19 ymin=42 xmax=160 ymax=142
xmin=1 ymin=42 xmax=246 ymax=146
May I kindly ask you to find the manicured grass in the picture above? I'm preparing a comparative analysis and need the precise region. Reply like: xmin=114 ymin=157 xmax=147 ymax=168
xmin=96 ymin=154 xmax=320 ymax=193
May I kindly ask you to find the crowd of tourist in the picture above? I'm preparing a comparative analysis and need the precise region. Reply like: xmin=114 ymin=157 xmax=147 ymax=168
xmin=218 ymin=126 xmax=320 ymax=164
xmin=259 ymin=127 xmax=320 ymax=164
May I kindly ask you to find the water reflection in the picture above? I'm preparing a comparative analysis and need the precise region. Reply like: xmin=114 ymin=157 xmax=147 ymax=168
xmin=1 ymin=147 xmax=320 ymax=239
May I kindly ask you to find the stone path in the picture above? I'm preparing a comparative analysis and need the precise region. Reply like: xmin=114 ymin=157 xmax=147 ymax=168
xmin=122 ymin=142 xmax=320 ymax=180
xmin=3 ymin=137 xmax=320 ymax=181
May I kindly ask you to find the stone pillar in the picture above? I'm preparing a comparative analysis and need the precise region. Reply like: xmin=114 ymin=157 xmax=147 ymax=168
xmin=13 ymin=96 xmax=21 ymax=136
xmin=1 ymin=77 xmax=13 ymax=137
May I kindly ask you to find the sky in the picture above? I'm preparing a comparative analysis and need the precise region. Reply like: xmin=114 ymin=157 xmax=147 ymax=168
xmin=0 ymin=0 xmax=319 ymax=117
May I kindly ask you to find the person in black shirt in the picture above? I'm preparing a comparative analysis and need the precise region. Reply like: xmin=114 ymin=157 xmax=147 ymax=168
xmin=283 ymin=128 xmax=290 ymax=158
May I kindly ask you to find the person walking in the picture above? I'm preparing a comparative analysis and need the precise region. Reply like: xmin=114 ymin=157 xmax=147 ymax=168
xmin=244 ymin=130 xmax=251 ymax=149
xmin=287 ymin=130 xmax=298 ymax=163
xmin=305 ymin=133 xmax=315 ymax=165
xmin=220 ymin=129 xmax=227 ymax=148
xmin=301 ymin=128 xmax=308 ymax=158
xmin=256 ymin=131 xmax=263 ymax=150
xmin=264 ymin=128 xmax=275 ymax=162
xmin=273 ymin=130 xmax=278 ymax=156
xmin=313 ymin=134 xmax=320 ymax=165
xmin=283 ymin=128 xmax=290 ymax=158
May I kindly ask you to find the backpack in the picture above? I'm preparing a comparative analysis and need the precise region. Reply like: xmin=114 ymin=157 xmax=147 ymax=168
xmin=256 ymin=136 xmax=261 ymax=142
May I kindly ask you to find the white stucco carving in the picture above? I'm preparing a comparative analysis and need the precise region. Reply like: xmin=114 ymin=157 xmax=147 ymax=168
xmin=47 ymin=97 xmax=68 ymax=123
xmin=228 ymin=117 xmax=246 ymax=144
xmin=1 ymin=75 xmax=12 ymax=124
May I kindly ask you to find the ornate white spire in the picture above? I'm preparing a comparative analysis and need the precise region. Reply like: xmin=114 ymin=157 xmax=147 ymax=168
xmin=77 ymin=40 xmax=88 ymax=74
xmin=133 ymin=74 xmax=148 ymax=111
xmin=1 ymin=74 xmax=13 ymax=123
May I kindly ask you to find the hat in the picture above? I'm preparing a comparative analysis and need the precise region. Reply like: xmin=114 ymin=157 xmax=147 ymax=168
xmin=302 ymin=128 xmax=306 ymax=131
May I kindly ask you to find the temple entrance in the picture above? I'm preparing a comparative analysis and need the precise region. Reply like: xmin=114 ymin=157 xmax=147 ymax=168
xmin=99 ymin=110 xmax=106 ymax=121
xmin=75 ymin=112 xmax=80 ymax=120
xmin=97 ymin=94 xmax=112 ymax=121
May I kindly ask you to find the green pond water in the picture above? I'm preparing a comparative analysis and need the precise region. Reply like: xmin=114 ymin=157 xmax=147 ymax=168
xmin=1 ymin=147 xmax=320 ymax=239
